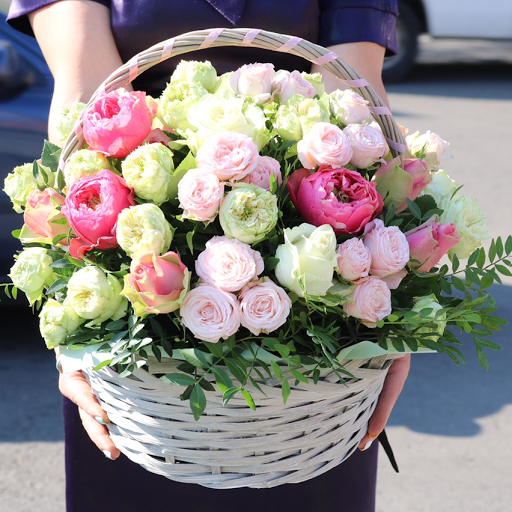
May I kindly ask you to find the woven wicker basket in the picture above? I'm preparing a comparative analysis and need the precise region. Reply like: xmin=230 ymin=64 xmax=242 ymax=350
xmin=67 ymin=28 xmax=407 ymax=489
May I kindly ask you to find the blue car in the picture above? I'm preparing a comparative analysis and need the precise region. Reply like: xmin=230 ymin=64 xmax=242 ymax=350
xmin=0 ymin=10 xmax=53 ymax=283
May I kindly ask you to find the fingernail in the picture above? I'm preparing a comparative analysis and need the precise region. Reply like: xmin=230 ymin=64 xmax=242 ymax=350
xmin=102 ymin=450 xmax=113 ymax=460
xmin=95 ymin=416 xmax=107 ymax=425
xmin=361 ymin=439 xmax=374 ymax=451
xmin=369 ymin=433 xmax=378 ymax=440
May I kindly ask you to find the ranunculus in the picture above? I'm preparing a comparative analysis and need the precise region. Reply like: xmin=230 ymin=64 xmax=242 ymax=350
xmin=363 ymin=219 xmax=410 ymax=279
xmin=39 ymin=299 xmax=81 ymax=349
xmin=297 ymin=122 xmax=353 ymax=169
xmin=343 ymin=276 xmax=392 ymax=327
xmin=241 ymin=156 xmax=282 ymax=191
xmin=405 ymin=216 xmax=460 ymax=272
xmin=219 ymin=184 xmax=278 ymax=244
xmin=20 ymin=188 xmax=69 ymax=245
xmin=82 ymin=88 xmax=153 ymax=158
xmin=62 ymin=170 xmax=136 ymax=258
xmin=239 ymin=278 xmax=292 ymax=335
xmin=344 ymin=121 xmax=389 ymax=168
xmin=271 ymin=69 xmax=316 ymax=103
xmin=374 ymin=156 xmax=432 ymax=213
xmin=121 ymin=143 xmax=175 ymax=205
xmin=121 ymin=251 xmax=190 ymax=316
xmin=195 ymin=236 xmax=264 ymax=292
xmin=287 ymin=166 xmax=383 ymax=236
xmin=116 ymin=203 xmax=173 ymax=258
xmin=9 ymin=247 xmax=56 ymax=305
xmin=177 ymin=168 xmax=224 ymax=222
xmin=275 ymin=223 xmax=338 ymax=297
xmin=63 ymin=149 xmax=113 ymax=186
xmin=180 ymin=284 xmax=241 ymax=343
xmin=329 ymin=89 xmax=371 ymax=125
xmin=230 ymin=63 xmax=275 ymax=104
xmin=3 ymin=163 xmax=41 ymax=213
xmin=411 ymin=294 xmax=447 ymax=341
xmin=336 ymin=238 xmax=372 ymax=282
xmin=406 ymin=130 xmax=452 ymax=170
xmin=195 ymin=132 xmax=259 ymax=181
xmin=171 ymin=60 xmax=218 ymax=92
xmin=64 ymin=266 xmax=127 ymax=323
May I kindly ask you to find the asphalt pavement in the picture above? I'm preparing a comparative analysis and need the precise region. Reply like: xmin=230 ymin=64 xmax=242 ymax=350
xmin=1 ymin=38 xmax=511 ymax=512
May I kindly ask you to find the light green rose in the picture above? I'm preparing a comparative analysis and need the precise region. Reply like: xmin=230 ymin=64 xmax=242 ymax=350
xmin=64 ymin=266 xmax=127 ymax=324
xmin=219 ymin=184 xmax=278 ymax=244
xmin=9 ymin=248 xmax=56 ymax=305
xmin=117 ymin=203 xmax=174 ymax=258
xmin=421 ymin=169 xmax=458 ymax=204
xmin=275 ymin=223 xmax=338 ymax=297
xmin=171 ymin=60 xmax=218 ymax=92
xmin=39 ymin=299 xmax=81 ymax=349
xmin=411 ymin=294 xmax=447 ymax=341
xmin=64 ymin=149 xmax=113 ymax=186
xmin=121 ymin=143 xmax=174 ymax=205
xmin=56 ymin=102 xmax=86 ymax=145
xmin=3 ymin=163 xmax=39 ymax=213
xmin=301 ymin=72 xmax=325 ymax=97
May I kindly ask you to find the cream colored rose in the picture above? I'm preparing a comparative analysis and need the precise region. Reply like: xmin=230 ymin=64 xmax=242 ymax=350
xmin=3 ymin=163 xmax=40 ymax=213
xmin=39 ymin=299 xmax=81 ymax=349
xmin=411 ymin=294 xmax=447 ymax=341
xmin=344 ymin=121 xmax=389 ymax=168
xmin=230 ymin=63 xmax=275 ymax=104
xmin=406 ymin=130 xmax=452 ymax=170
xmin=329 ymin=89 xmax=371 ymax=125
xmin=64 ymin=149 xmax=113 ymax=186
xmin=171 ymin=60 xmax=218 ymax=92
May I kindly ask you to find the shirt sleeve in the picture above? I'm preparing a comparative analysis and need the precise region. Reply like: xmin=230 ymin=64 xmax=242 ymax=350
xmin=6 ymin=0 xmax=112 ymax=36
xmin=318 ymin=0 xmax=399 ymax=55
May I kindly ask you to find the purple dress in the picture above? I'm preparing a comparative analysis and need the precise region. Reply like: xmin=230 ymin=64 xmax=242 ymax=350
xmin=7 ymin=1 xmax=397 ymax=510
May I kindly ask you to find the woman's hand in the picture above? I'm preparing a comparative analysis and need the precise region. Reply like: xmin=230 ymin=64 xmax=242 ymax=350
xmin=358 ymin=354 xmax=411 ymax=451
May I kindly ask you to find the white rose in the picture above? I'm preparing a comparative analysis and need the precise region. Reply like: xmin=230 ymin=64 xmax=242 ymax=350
xmin=64 ymin=149 xmax=113 ymax=186
xmin=39 ymin=299 xmax=81 ymax=349
xmin=329 ymin=89 xmax=371 ymax=125
xmin=406 ymin=130 xmax=452 ymax=170
xmin=272 ymin=69 xmax=316 ymax=103
xmin=230 ymin=63 xmax=275 ymax=104
xmin=344 ymin=121 xmax=389 ymax=168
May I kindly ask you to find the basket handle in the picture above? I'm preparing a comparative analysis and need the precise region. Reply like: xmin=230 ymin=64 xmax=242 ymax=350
xmin=61 ymin=28 xmax=407 ymax=165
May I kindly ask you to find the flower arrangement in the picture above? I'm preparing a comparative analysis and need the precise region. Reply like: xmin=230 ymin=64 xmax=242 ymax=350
xmin=4 ymin=59 xmax=509 ymax=419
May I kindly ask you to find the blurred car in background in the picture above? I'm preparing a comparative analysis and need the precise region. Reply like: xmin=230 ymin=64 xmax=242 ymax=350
xmin=0 ymin=7 xmax=53 ymax=285
xmin=384 ymin=0 xmax=512 ymax=81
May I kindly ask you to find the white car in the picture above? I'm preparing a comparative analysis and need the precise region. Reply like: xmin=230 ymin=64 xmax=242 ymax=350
xmin=383 ymin=0 xmax=512 ymax=81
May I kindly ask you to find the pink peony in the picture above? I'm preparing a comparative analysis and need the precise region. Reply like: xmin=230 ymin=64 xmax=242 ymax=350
xmin=122 ymin=251 xmax=189 ymax=315
xmin=271 ymin=69 xmax=316 ymax=102
xmin=82 ymin=88 xmax=153 ymax=158
xmin=405 ymin=217 xmax=461 ymax=272
xmin=241 ymin=156 xmax=282 ymax=191
xmin=297 ymin=122 xmax=353 ymax=170
xmin=336 ymin=238 xmax=372 ymax=282
xmin=177 ymin=168 xmax=224 ymax=222
xmin=239 ymin=278 xmax=292 ymax=335
xmin=143 ymin=128 xmax=174 ymax=146
xmin=230 ymin=63 xmax=275 ymax=104
xmin=287 ymin=166 xmax=383 ymax=236
xmin=196 ymin=236 xmax=264 ymax=292
xmin=180 ymin=284 xmax=241 ymax=343
xmin=62 ymin=169 xmax=136 ymax=258
xmin=343 ymin=276 xmax=392 ymax=327
xmin=195 ymin=131 xmax=259 ymax=181
xmin=343 ymin=121 xmax=389 ymax=168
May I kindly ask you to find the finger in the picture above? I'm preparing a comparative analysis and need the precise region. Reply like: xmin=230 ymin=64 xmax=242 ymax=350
xmin=78 ymin=407 xmax=121 ymax=460
xmin=59 ymin=371 xmax=110 ymax=425
xmin=358 ymin=354 xmax=411 ymax=450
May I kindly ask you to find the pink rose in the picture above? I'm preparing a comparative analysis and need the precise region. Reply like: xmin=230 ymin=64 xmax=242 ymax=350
xmin=230 ymin=63 xmax=275 ymax=104
xmin=343 ymin=121 xmax=389 ymax=168
xmin=363 ymin=219 xmax=409 ymax=279
xmin=195 ymin=132 xmax=259 ymax=181
xmin=195 ymin=236 xmax=264 ymax=292
xmin=271 ymin=69 xmax=316 ymax=103
xmin=343 ymin=276 xmax=392 ymax=327
xmin=297 ymin=122 xmax=353 ymax=170
xmin=177 ymin=168 xmax=224 ymax=222
xmin=22 ymin=189 xmax=69 ymax=244
xmin=241 ymin=156 xmax=282 ymax=191
xmin=82 ymin=88 xmax=153 ymax=158
xmin=405 ymin=217 xmax=461 ymax=272
xmin=329 ymin=89 xmax=371 ymax=125
xmin=336 ymin=238 xmax=372 ymax=282
xmin=287 ymin=166 xmax=384 ymax=236
xmin=123 ymin=251 xmax=189 ymax=315
xmin=62 ymin=169 xmax=136 ymax=258
xmin=180 ymin=284 xmax=241 ymax=343
xmin=239 ymin=278 xmax=292 ymax=335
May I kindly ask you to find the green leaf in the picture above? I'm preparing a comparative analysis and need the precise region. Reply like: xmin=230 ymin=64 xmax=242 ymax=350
xmin=451 ymin=253 xmax=460 ymax=273
xmin=41 ymin=140 xmax=62 ymax=173
xmin=46 ymin=277 xmax=69 ymax=295
xmin=186 ymin=230 xmax=195 ymax=255
xmin=190 ymin=385 xmax=207 ymax=420
xmin=50 ymin=259 xmax=75 ymax=269
xmin=451 ymin=276 xmax=465 ymax=292
xmin=211 ymin=367 xmax=233 ymax=391
xmin=161 ymin=373 xmax=196 ymax=386
xmin=198 ymin=379 xmax=216 ymax=392
xmin=496 ymin=264 xmax=512 ymax=277
xmin=241 ymin=389 xmax=256 ymax=411
xmin=505 ymin=235 xmax=512 ymax=255
xmin=203 ymin=341 xmax=224 ymax=359
xmin=106 ymin=319 xmax=127 ymax=331
xmin=480 ymin=275 xmax=494 ymax=289
xmin=178 ymin=348 xmax=210 ymax=368
xmin=225 ymin=359 xmax=247 ymax=384
xmin=290 ymin=369 xmax=308 ymax=384
xmin=264 ymin=257 xmax=280 ymax=272
xmin=475 ymin=347 xmax=489 ymax=371
xmin=406 ymin=198 xmax=422 ymax=219
xmin=222 ymin=386 xmax=240 ymax=406
xmin=281 ymin=379 xmax=291 ymax=404
xmin=11 ymin=229 xmax=21 ymax=239
xmin=489 ymin=240 xmax=497 ymax=263
xmin=496 ymin=237 xmax=504 ymax=258
xmin=439 ymin=278 xmax=452 ymax=294
xmin=270 ymin=360 xmax=283 ymax=380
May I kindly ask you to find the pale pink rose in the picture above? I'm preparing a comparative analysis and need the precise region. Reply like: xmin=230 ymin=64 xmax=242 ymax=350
xmin=406 ymin=130 xmax=452 ymax=170
xmin=336 ymin=238 xmax=372 ymax=282
xmin=195 ymin=132 xmax=259 ymax=181
xmin=143 ymin=128 xmax=174 ymax=146
xmin=363 ymin=219 xmax=409 ymax=278
xmin=180 ymin=284 xmax=241 ymax=343
xmin=230 ymin=63 xmax=275 ymax=104
xmin=344 ymin=121 xmax=389 ymax=168
xmin=178 ymin=168 xmax=224 ymax=222
xmin=272 ymin=69 xmax=316 ymax=103
xmin=82 ymin=88 xmax=153 ymax=158
xmin=196 ymin=236 xmax=264 ymax=292
xmin=241 ymin=156 xmax=282 ymax=191
xmin=329 ymin=89 xmax=371 ymax=125
xmin=239 ymin=278 xmax=292 ymax=335
xmin=343 ymin=276 xmax=392 ymax=327
xmin=297 ymin=122 xmax=353 ymax=169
